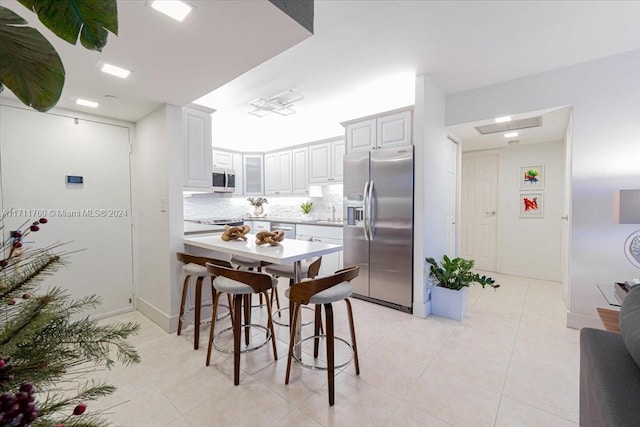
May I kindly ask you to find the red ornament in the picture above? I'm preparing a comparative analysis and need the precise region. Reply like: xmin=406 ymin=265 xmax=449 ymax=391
xmin=0 ymin=360 xmax=5 ymax=369
xmin=8 ymin=299 xmax=16 ymax=305
xmin=30 ymin=225 xmax=40 ymax=232
xmin=13 ymin=242 xmax=22 ymax=248
xmin=0 ymin=260 xmax=7 ymax=267
xmin=39 ymin=218 xmax=48 ymax=224
xmin=10 ymin=231 xmax=21 ymax=238
xmin=73 ymin=403 xmax=87 ymax=415
xmin=22 ymin=293 xmax=31 ymax=300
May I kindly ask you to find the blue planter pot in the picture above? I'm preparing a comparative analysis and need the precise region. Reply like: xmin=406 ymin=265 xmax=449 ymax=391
xmin=431 ymin=286 xmax=469 ymax=321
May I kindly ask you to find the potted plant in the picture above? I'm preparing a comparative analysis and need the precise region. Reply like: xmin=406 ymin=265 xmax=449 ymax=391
xmin=426 ymin=255 xmax=498 ymax=320
xmin=247 ymin=197 xmax=268 ymax=217
xmin=300 ymin=200 xmax=313 ymax=216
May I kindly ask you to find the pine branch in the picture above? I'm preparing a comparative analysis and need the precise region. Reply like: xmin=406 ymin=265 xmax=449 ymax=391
xmin=0 ymin=253 xmax=64 ymax=302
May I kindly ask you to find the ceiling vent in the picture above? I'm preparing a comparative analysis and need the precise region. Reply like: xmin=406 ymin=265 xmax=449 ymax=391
xmin=474 ymin=116 xmax=542 ymax=135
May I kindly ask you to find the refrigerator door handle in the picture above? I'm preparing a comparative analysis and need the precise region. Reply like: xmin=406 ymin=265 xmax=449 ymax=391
xmin=363 ymin=180 xmax=370 ymax=241
xmin=367 ymin=180 xmax=374 ymax=240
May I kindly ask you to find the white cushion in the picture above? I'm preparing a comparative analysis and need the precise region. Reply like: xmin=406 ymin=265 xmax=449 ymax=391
xmin=213 ymin=276 xmax=254 ymax=295
xmin=265 ymin=261 xmax=313 ymax=279
xmin=230 ymin=255 xmax=261 ymax=268
xmin=182 ymin=263 xmax=211 ymax=276
xmin=285 ymin=282 xmax=353 ymax=304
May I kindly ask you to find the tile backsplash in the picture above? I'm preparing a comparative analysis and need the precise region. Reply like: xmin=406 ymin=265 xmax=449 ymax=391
xmin=184 ymin=184 xmax=343 ymax=221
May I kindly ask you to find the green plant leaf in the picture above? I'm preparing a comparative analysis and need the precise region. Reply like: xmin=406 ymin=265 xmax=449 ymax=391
xmin=0 ymin=6 xmax=64 ymax=112
xmin=18 ymin=0 xmax=118 ymax=51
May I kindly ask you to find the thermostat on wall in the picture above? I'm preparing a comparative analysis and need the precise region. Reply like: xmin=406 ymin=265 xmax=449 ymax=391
xmin=65 ymin=175 xmax=83 ymax=185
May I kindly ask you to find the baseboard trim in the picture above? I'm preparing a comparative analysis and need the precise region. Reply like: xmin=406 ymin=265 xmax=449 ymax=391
xmin=137 ymin=297 xmax=178 ymax=333
xmin=412 ymin=300 xmax=431 ymax=318
xmin=89 ymin=306 xmax=135 ymax=321
xmin=567 ymin=311 xmax=605 ymax=330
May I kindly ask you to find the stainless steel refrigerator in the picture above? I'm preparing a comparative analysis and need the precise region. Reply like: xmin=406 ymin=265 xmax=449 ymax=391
xmin=343 ymin=146 xmax=414 ymax=312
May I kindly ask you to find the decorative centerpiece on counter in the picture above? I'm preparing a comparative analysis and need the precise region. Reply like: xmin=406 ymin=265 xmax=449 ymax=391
xmin=255 ymin=230 xmax=285 ymax=246
xmin=247 ymin=197 xmax=268 ymax=217
xmin=300 ymin=200 xmax=313 ymax=216
xmin=221 ymin=225 xmax=250 ymax=241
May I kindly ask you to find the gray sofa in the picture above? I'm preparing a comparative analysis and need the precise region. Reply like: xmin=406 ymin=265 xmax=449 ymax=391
xmin=580 ymin=285 xmax=640 ymax=426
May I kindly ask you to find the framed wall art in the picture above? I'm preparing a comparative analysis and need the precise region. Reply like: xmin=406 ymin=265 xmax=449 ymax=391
xmin=520 ymin=192 xmax=543 ymax=218
xmin=520 ymin=165 xmax=544 ymax=190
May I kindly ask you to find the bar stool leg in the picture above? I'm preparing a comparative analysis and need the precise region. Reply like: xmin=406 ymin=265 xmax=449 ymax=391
xmin=313 ymin=304 xmax=321 ymax=358
xmin=177 ymin=275 xmax=190 ymax=336
xmin=206 ymin=292 xmax=222 ymax=366
xmin=325 ymin=303 xmax=335 ymax=406
xmin=233 ymin=293 xmax=243 ymax=385
xmin=194 ymin=276 xmax=204 ymax=350
xmin=285 ymin=303 xmax=302 ymax=385
xmin=263 ymin=291 xmax=278 ymax=360
xmin=345 ymin=298 xmax=360 ymax=375
xmin=243 ymin=294 xmax=251 ymax=346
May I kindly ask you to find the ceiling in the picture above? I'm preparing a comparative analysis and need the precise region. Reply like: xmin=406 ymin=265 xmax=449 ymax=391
xmin=0 ymin=0 xmax=311 ymax=121
xmin=2 ymin=1 xmax=640 ymax=152
xmin=448 ymin=106 xmax=572 ymax=152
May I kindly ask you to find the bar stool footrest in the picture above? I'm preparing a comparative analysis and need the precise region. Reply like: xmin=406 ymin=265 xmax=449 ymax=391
xmin=181 ymin=303 xmax=230 ymax=326
xmin=273 ymin=306 xmax=315 ymax=327
xmin=212 ymin=324 xmax=272 ymax=354
xmin=292 ymin=335 xmax=354 ymax=370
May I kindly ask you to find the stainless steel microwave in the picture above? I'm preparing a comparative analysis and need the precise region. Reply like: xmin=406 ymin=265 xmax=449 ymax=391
xmin=212 ymin=168 xmax=235 ymax=192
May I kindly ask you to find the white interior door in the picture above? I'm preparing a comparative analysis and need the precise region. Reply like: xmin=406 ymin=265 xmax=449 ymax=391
xmin=0 ymin=106 xmax=134 ymax=317
xmin=461 ymin=151 xmax=498 ymax=271
xmin=445 ymin=138 xmax=458 ymax=256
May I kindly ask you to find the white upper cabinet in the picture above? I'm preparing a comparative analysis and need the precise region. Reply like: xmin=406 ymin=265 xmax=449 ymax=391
xmin=264 ymin=150 xmax=292 ymax=196
xmin=183 ymin=107 xmax=213 ymax=189
xmin=213 ymin=150 xmax=233 ymax=169
xmin=232 ymin=152 xmax=243 ymax=195
xmin=345 ymin=118 xmax=376 ymax=153
xmin=309 ymin=139 xmax=344 ymax=184
xmin=292 ymin=147 xmax=309 ymax=195
xmin=243 ymin=154 xmax=264 ymax=195
xmin=345 ymin=109 xmax=412 ymax=153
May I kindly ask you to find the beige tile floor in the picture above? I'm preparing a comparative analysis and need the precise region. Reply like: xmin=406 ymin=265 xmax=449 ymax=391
xmin=89 ymin=272 xmax=580 ymax=426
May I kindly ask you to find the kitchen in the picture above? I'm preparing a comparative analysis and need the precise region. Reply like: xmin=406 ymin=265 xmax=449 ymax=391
xmin=183 ymin=105 xmax=415 ymax=311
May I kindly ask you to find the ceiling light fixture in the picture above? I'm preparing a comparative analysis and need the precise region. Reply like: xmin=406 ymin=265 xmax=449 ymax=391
xmin=494 ymin=115 xmax=512 ymax=123
xmin=249 ymin=90 xmax=303 ymax=117
xmin=76 ymin=99 xmax=99 ymax=108
xmin=504 ymin=132 xmax=519 ymax=138
xmin=100 ymin=63 xmax=131 ymax=79
xmin=150 ymin=0 xmax=192 ymax=22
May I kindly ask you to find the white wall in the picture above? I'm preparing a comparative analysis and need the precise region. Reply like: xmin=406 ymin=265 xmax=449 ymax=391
xmin=495 ymin=140 xmax=565 ymax=281
xmin=133 ymin=104 xmax=184 ymax=332
xmin=446 ymin=49 xmax=640 ymax=329
xmin=413 ymin=74 xmax=448 ymax=317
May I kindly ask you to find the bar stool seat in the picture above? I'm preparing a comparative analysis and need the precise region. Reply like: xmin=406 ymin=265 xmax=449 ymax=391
xmin=230 ymin=255 xmax=262 ymax=269
xmin=176 ymin=253 xmax=232 ymax=350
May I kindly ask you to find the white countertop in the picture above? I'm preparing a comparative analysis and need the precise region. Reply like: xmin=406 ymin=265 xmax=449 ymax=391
xmin=183 ymin=234 xmax=342 ymax=265
xmin=183 ymin=222 xmax=226 ymax=235
xmin=244 ymin=216 xmax=344 ymax=227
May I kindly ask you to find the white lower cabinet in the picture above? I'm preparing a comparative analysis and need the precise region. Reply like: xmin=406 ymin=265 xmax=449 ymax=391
xmin=296 ymin=225 xmax=343 ymax=277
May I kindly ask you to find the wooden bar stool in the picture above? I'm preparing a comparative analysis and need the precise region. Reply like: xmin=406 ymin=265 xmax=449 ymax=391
xmin=285 ymin=266 xmax=360 ymax=406
xmin=205 ymin=263 xmax=278 ymax=385
xmin=264 ymin=257 xmax=322 ymax=325
xmin=231 ymin=255 xmax=281 ymax=313
xmin=176 ymin=253 xmax=232 ymax=350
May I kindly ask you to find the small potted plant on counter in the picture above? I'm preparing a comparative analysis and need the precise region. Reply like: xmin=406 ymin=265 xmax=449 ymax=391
xmin=426 ymin=255 xmax=498 ymax=320
xmin=300 ymin=200 xmax=313 ymax=216
xmin=247 ymin=197 xmax=268 ymax=217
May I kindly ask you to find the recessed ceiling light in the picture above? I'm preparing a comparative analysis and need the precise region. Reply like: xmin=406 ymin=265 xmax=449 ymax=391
xmin=150 ymin=0 xmax=192 ymax=22
xmin=494 ymin=115 xmax=512 ymax=123
xmin=76 ymin=99 xmax=99 ymax=108
xmin=504 ymin=132 xmax=518 ymax=138
xmin=100 ymin=63 xmax=131 ymax=79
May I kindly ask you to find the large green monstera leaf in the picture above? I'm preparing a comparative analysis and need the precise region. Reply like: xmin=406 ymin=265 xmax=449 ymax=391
xmin=0 ymin=1 xmax=117 ymax=112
